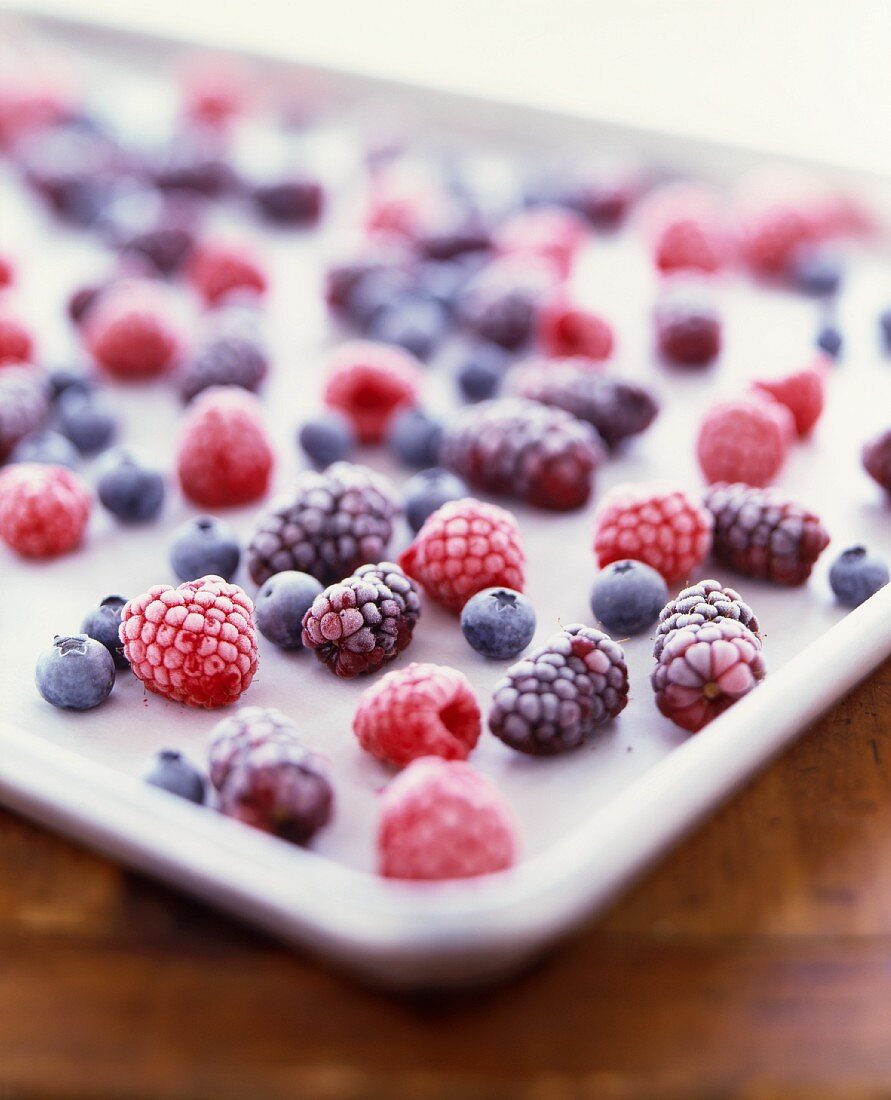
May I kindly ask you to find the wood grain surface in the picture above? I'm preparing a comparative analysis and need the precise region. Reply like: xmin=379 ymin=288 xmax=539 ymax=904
xmin=2 ymin=658 xmax=890 ymax=1100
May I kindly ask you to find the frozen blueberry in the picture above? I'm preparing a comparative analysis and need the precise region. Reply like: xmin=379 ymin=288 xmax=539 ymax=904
xmin=816 ymin=322 xmax=842 ymax=359
xmin=348 ymin=268 xmax=415 ymax=328
xmin=589 ymin=559 xmax=668 ymax=635
xmin=35 ymin=634 xmax=116 ymax=711
xmin=460 ymin=587 xmax=536 ymax=659
xmin=57 ymin=388 xmax=117 ymax=454
xmin=387 ymin=408 xmax=443 ymax=468
xmin=10 ymin=429 xmax=79 ymax=468
xmin=80 ymin=594 xmax=129 ymax=668
xmin=170 ymin=515 xmax=241 ymax=582
xmin=454 ymin=341 xmax=508 ymax=402
xmin=254 ymin=570 xmax=324 ymax=649
xmin=298 ymin=412 xmax=355 ymax=469
xmin=368 ymin=295 xmax=448 ymax=359
xmin=47 ymin=363 xmax=93 ymax=400
xmin=403 ymin=467 xmax=468 ymax=533
xmin=144 ymin=749 xmax=207 ymax=803
xmin=879 ymin=307 xmax=891 ymax=350
xmin=97 ymin=450 xmax=165 ymax=523
xmin=792 ymin=249 xmax=842 ymax=296
xmin=829 ymin=546 xmax=889 ymax=608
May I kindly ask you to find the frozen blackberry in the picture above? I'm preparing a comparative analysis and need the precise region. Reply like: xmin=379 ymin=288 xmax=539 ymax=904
xmin=440 ymin=397 xmax=603 ymax=511
xmin=507 ymin=359 xmax=658 ymax=449
xmin=653 ymin=578 xmax=760 ymax=659
xmin=704 ymin=482 xmax=830 ymax=585
xmin=297 ymin=413 xmax=356 ymax=469
xmin=456 ymin=263 xmax=550 ymax=351
xmin=10 ymin=429 xmax=79 ymax=469
xmin=403 ymin=467 xmax=468 ymax=533
xmin=169 ymin=515 xmax=241 ymax=582
xmin=144 ymin=750 xmax=206 ymax=804
xmin=0 ymin=365 xmax=50 ymax=461
xmin=97 ymin=450 xmax=165 ymax=523
xmin=209 ymin=707 xmax=304 ymax=788
xmin=387 ymin=408 xmax=443 ymax=468
xmin=80 ymin=594 xmax=129 ymax=668
xmin=301 ymin=562 xmax=421 ymax=678
xmin=247 ymin=462 xmax=400 ymax=587
xmin=489 ymin=624 xmax=628 ymax=755
xmin=251 ymin=178 xmax=324 ymax=225
xmin=178 ymin=333 xmax=268 ymax=403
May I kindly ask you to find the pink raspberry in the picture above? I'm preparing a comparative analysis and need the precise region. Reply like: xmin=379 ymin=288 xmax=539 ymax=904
xmin=177 ymin=386 xmax=274 ymax=507
xmin=0 ymin=255 xmax=13 ymax=289
xmin=120 ymin=575 xmax=258 ymax=708
xmin=377 ymin=757 xmax=519 ymax=880
xmin=652 ymin=617 xmax=766 ymax=732
xmin=364 ymin=163 xmax=453 ymax=240
xmin=84 ymin=282 xmax=181 ymax=379
xmin=697 ymin=396 xmax=793 ymax=487
xmin=495 ymin=206 xmax=587 ymax=280
xmin=0 ymin=313 xmax=34 ymax=365
xmin=177 ymin=54 xmax=250 ymax=129
xmin=751 ymin=360 xmax=826 ymax=438
xmin=353 ymin=662 xmax=481 ymax=766
xmin=593 ymin=483 xmax=713 ymax=584
xmin=640 ymin=184 xmax=730 ymax=275
xmin=738 ymin=202 xmax=815 ymax=276
xmin=399 ymin=497 xmax=525 ymax=614
xmin=323 ymin=340 xmax=422 ymax=444
xmin=0 ymin=463 xmax=91 ymax=558
xmin=187 ymin=240 xmax=267 ymax=307
xmin=537 ymin=294 xmax=614 ymax=361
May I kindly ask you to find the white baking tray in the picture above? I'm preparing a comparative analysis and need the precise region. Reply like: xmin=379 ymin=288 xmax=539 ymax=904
xmin=1 ymin=9 xmax=890 ymax=988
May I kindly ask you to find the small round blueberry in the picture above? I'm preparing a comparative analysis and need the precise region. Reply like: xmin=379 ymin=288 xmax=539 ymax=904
xmin=47 ymin=364 xmax=93 ymax=402
xmin=829 ymin=546 xmax=889 ymax=608
xmin=792 ymin=249 xmax=842 ymax=296
xmin=97 ymin=450 xmax=165 ymax=523
xmin=816 ymin=322 xmax=842 ymax=359
xmin=879 ymin=307 xmax=891 ymax=350
xmin=170 ymin=515 xmax=241 ymax=582
xmin=58 ymin=387 xmax=117 ymax=454
xmin=454 ymin=341 xmax=509 ymax=403
xmin=298 ymin=412 xmax=355 ymax=469
xmin=387 ymin=408 xmax=443 ymax=468
xmin=35 ymin=634 xmax=116 ymax=710
xmin=460 ymin=587 xmax=536 ymax=659
xmin=81 ymin=594 xmax=129 ymax=668
xmin=368 ymin=295 xmax=448 ymax=359
xmin=254 ymin=570 xmax=324 ymax=649
xmin=10 ymin=429 xmax=79 ymax=468
xmin=590 ymin=559 xmax=668 ymax=635
xmin=404 ymin=467 xmax=468 ymax=533
xmin=144 ymin=749 xmax=206 ymax=804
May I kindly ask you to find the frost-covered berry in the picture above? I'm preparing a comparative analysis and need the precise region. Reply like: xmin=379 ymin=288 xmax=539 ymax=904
xmin=208 ymin=706 xmax=302 ymax=788
xmin=169 ymin=515 xmax=241 ymax=582
xmin=386 ymin=407 xmax=443 ymax=468
xmin=403 ymin=467 xmax=468 ymax=533
xmin=35 ymin=634 xmax=115 ymax=711
xmin=178 ymin=331 xmax=268 ymax=403
xmin=880 ymin=308 xmax=891 ymax=350
xmin=80 ymin=594 xmax=129 ymax=668
xmin=589 ymin=559 xmax=668 ymax=636
xmin=816 ymin=321 xmax=842 ymax=358
xmin=460 ymin=587 xmax=536 ymax=659
xmin=696 ymin=396 xmax=793 ymax=487
xmin=144 ymin=749 xmax=206 ymax=803
xmin=323 ymin=340 xmax=422 ymax=444
xmin=537 ymin=295 xmax=614 ymax=361
xmin=187 ymin=240 xmax=267 ymax=307
xmin=829 ymin=546 xmax=889 ymax=608
xmin=863 ymin=429 xmax=891 ymax=496
xmin=0 ymin=463 xmax=91 ymax=558
xmin=654 ymin=279 xmax=722 ymax=366
xmin=297 ymin=412 xmax=355 ymax=469
xmin=792 ymin=248 xmax=842 ymax=295
xmin=377 ymin=757 xmax=518 ymax=880
xmin=57 ymin=388 xmax=117 ymax=454
xmin=751 ymin=362 xmax=826 ymax=438
xmin=97 ymin=450 xmax=165 ymax=523
xmin=368 ymin=294 xmax=448 ymax=360
xmin=0 ymin=364 xmax=50 ymax=460
xmin=254 ymin=570 xmax=323 ymax=649
xmin=84 ymin=282 xmax=182 ymax=380
xmin=654 ymin=579 xmax=760 ymax=660
xmin=10 ymin=429 xmax=78 ymax=468
xmin=454 ymin=341 xmax=507 ymax=403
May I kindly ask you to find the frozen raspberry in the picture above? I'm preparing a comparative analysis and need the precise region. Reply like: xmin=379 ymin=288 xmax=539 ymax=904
xmin=208 ymin=705 xmax=303 ymax=788
xmin=704 ymin=482 xmax=831 ymax=585
xmin=0 ymin=364 xmax=50 ymax=459
xmin=121 ymin=575 xmax=258 ymax=708
xmin=640 ymin=184 xmax=730 ymax=274
xmin=178 ymin=331 xmax=268 ymax=402
xmin=353 ymin=662 xmax=480 ymax=765
xmin=377 ymin=757 xmax=519 ymax=880
xmin=456 ymin=257 xmax=556 ymax=351
xmin=653 ymin=578 xmax=760 ymax=659
xmin=739 ymin=201 xmax=814 ymax=276
xmin=654 ymin=279 xmax=722 ymax=366
xmin=187 ymin=240 xmax=267 ymax=307
xmin=489 ymin=624 xmax=628 ymax=755
xmin=84 ymin=282 xmax=182 ymax=380
xmin=364 ymin=163 xmax=452 ymax=240
xmin=177 ymin=53 xmax=250 ymax=129
xmin=301 ymin=562 xmax=420 ymax=678
xmin=751 ymin=361 xmax=827 ymax=438
xmin=0 ymin=314 xmax=34 ymax=365
xmin=0 ymin=463 xmax=91 ymax=558
xmin=537 ymin=294 xmax=614 ymax=360
xmin=507 ymin=358 xmax=658 ymax=450
xmin=323 ymin=340 xmax=422 ymax=444
xmin=0 ymin=255 xmax=13 ymax=289
xmin=399 ymin=497 xmax=525 ymax=614
xmin=441 ymin=397 xmax=603 ymax=511
xmin=652 ymin=618 xmax=766 ymax=732
xmin=177 ymin=386 xmax=274 ymax=507
xmin=248 ymin=462 xmax=399 ymax=586
xmin=593 ymin=483 xmax=713 ymax=584
xmin=697 ymin=396 xmax=793 ymax=487
xmin=863 ymin=428 xmax=891 ymax=496
xmin=495 ymin=206 xmax=587 ymax=280
xmin=527 ymin=159 xmax=642 ymax=228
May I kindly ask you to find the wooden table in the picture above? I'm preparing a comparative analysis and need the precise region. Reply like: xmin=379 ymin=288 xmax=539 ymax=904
xmin=2 ymin=659 xmax=890 ymax=1100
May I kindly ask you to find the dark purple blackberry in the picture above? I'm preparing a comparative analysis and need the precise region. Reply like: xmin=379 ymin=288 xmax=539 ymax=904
xmin=507 ymin=359 xmax=658 ymax=449
xmin=440 ymin=397 xmax=603 ymax=511
xmin=247 ymin=462 xmax=400 ymax=586
xmin=178 ymin=334 xmax=268 ymax=402
xmin=301 ymin=562 xmax=421 ymax=678
xmin=704 ymin=482 xmax=831 ymax=586
xmin=100 ymin=189 xmax=198 ymax=276
xmin=862 ymin=428 xmax=891 ymax=496
xmin=416 ymin=208 xmax=491 ymax=261
xmin=209 ymin=706 xmax=306 ymax=789
xmin=251 ymin=179 xmax=324 ymax=225
xmin=655 ymin=280 xmax=721 ymax=366
xmin=489 ymin=624 xmax=628 ymax=755
xmin=653 ymin=578 xmax=760 ymax=658
xmin=154 ymin=135 xmax=236 ymax=198
xmin=67 ymin=283 xmax=105 ymax=327
xmin=18 ymin=126 xmax=120 ymax=227
xmin=456 ymin=265 xmax=550 ymax=351
xmin=0 ymin=366 xmax=50 ymax=460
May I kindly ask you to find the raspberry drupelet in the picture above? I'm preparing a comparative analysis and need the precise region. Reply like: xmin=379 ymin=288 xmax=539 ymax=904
xmin=653 ymin=578 xmax=760 ymax=659
xmin=84 ymin=282 xmax=182 ymax=380
xmin=751 ymin=361 xmax=827 ymax=438
xmin=0 ymin=463 xmax=91 ymax=558
xmin=696 ymin=395 xmax=793 ymax=487
xmin=353 ymin=662 xmax=481 ymax=765
xmin=323 ymin=340 xmax=423 ymax=444
xmin=120 ymin=575 xmax=258 ymax=708
xmin=399 ymin=497 xmax=525 ymax=614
